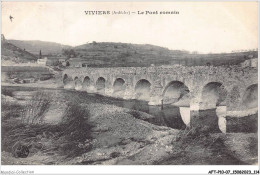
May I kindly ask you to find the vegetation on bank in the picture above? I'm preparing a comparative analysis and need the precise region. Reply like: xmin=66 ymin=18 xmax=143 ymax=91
xmin=1 ymin=91 xmax=93 ymax=161
xmin=156 ymin=127 xmax=250 ymax=165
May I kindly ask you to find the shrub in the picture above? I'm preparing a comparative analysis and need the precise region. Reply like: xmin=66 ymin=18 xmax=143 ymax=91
xmin=110 ymin=152 xmax=121 ymax=158
xmin=49 ymin=101 xmax=93 ymax=158
xmin=127 ymin=110 xmax=141 ymax=119
xmin=61 ymin=102 xmax=92 ymax=143
xmin=21 ymin=91 xmax=52 ymax=124
xmin=172 ymin=127 xmax=216 ymax=152
xmin=2 ymin=99 xmax=93 ymax=159
xmin=2 ymin=88 xmax=13 ymax=97
xmin=2 ymin=102 xmax=23 ymax=119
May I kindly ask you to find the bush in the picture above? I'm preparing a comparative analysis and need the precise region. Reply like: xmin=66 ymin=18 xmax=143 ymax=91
xmin=61 ymin=102 xmax=92 ymax=143
xmin=110 ymin=152 xmax=121 ymax=158
xmin=172 ymin=127 xmax=221 ymax=153
xmin=39 ymin=76 xmax=52 ymax=81
xmin=2 ymin=100 xmax=93 ymax=159
xmin=12 ymin=141 xmax=30 ymax=158
xmin=2 ymin=88 xmax=13 ymax=97
xmin=48 ymin=101 xmax=93 ymax=158
xmin=127 ymin=110 xmax=141 ymax=119
xmin=2 ymin=102 xmax=23 ymax=119
xmin=21 ymin=91 xmax=52 ymax=124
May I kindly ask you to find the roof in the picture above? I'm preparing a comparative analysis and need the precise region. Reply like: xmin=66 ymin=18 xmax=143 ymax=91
xmin=68 ymin=59 xmax=88 ymax=63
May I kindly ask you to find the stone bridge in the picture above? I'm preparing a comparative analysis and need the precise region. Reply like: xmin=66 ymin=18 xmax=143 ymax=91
xmin=62 ymin=65 xmax=258 ymax=132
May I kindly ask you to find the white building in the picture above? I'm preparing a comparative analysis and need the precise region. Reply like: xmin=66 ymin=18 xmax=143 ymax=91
xmin=37 ymin=57 xmax=48 ymax=65
xmin=241 ymin=58 xmax=258 ymax=68
xmin=251 ymin=58 xmax=258 ymax=68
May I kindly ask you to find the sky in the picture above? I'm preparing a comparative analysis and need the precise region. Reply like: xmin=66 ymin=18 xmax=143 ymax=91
xmin=1 ymin=2 xmax=258 ymax=53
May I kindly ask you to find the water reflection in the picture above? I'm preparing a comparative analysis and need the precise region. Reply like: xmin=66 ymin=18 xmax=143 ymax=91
xmin=109 ymin=97 xmax=222 ymax=132
xmin=146 ymin=105 xmax=186 ymax=129
xmin=120 ymin=100 xmax=186 ymax=129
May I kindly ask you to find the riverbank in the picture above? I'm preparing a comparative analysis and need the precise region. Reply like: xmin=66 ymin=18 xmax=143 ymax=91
xmin=1 ymin=85 xmax=258 ymax=165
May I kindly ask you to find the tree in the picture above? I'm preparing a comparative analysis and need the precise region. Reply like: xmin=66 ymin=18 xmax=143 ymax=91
xmin=39 ymin=50 xmax=42 ymax=59
xmin=64 ymin=61 xmax=70 ymax=67
xmin=62 ymin=49 xmax=77 ymax=58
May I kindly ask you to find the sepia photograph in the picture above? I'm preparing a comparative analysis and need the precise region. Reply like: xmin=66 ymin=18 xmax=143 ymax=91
xmin=0 ymin=1 xmax=259 ymax=174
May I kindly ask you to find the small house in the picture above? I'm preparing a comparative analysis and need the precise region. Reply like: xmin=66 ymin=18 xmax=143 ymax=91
xmin=23 ymin=78 xmax=35 ymax=83
xmin=37 ymin=57 xmax=48 ymax=65
xmin=241 ymin=58 xmax=258 ymax=68
xmin=59 ymin=58 xmax=66 ymax=63
xmin=250 ymin=58 xmax=258 ymax=68
xmin=67 ymin=58 xmax=88 ymax=68
xmin=62 ymin=61 xmax=69 ymax=67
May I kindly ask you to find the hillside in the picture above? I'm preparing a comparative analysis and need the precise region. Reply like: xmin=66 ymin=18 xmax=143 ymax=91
xmin=2 ymin=38 xmax=258 ymax=67
xmin=1 ymin=41 xmax=37 ymax=63
xmin=74 ymin=42 xmax=185 ymax=67
xmin=8 ymin=40 xmax=71 ymax=55
xmin=73 ymin=42 xmax=258 ymax=67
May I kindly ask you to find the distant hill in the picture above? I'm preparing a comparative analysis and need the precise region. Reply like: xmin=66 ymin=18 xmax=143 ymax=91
xmin=73 ymin=42 xmax=258 ymax=67
xmin=2 ymin=37 xmax=258 ymax=67
xmin=8 ymin=40 xmax=71 ymax=55
xmin=1 ymin=40 xmax=37 ymax=63
xmin=74 ymin=42 xmax=189 ymax=67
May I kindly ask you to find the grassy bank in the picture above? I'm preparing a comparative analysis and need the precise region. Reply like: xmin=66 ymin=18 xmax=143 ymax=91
xmin=156 ymin=128 xmax=250 ymax=165
xmin=2 ymin=93 xmax=93 ymax=163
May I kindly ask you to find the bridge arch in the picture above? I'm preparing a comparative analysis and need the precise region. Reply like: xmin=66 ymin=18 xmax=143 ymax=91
xmin=113 ymin=78 xmax=126 ymax=96
xmin=241 ymin=84 xmax=258 ymax=109
xmin=134 ymin=79 xmax=151 ymax=101
xmin=63 ymin=74 xmax=68 ymax=84
xmin=163 ymin=81 xmax=190 ymax=106
xmin=96 ymin=77 xmax=106 ymax=94
xmin=63 ymin=74 xmax=74 ymax=89
xmin=82 ymin=76 xmax=91 ymax=91
xmin=200 ymin=82 xmax=227 ymax=109
xmin=74 ymin=76 xmax=82 ymax=90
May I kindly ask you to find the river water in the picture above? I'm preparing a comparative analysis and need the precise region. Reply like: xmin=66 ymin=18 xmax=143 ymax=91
xmin=117 ymin=100 xmax=186 ymax=129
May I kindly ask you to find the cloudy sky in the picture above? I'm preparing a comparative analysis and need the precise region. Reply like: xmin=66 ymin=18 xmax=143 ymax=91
xmin=1 ymin=2 xmax=258 ymax=53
